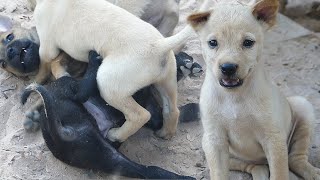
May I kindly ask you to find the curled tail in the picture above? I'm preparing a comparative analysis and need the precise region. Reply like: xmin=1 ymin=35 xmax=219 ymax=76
xmin=21 ymin=83 xmax=54 ymax=119
xmin=21 ymin=83 xmax=76 ymax=141
xmin=98 ymin=137 xmax=195 ymax=179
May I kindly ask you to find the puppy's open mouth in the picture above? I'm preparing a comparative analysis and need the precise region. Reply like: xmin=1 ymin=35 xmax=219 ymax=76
xmin=219 ymin=78 xmax=243 ymax=89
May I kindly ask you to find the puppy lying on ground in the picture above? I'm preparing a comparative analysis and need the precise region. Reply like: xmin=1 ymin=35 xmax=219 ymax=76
xmin=21 ymin=51 xmax=196 ymax=179
xmin=34 ymin=0 xmax=195 ymax=142
xmin=188 ymin=0 xmax=319 ymax=179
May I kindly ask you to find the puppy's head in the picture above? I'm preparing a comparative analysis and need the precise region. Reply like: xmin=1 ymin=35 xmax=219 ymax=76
xmin=188 ymin=0 xmax=279 ymax=89
xmin=0 ymin=15 xmax=40 ymax=77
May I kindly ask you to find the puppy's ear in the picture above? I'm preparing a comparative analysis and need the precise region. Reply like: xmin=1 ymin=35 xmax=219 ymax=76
xmin=252 ymin=0 xmax=279 ymax=27
xmin=0 ymin=15 xmax=13 ymax=33
xmin=187 ymin=11 xmax=211 ymax=31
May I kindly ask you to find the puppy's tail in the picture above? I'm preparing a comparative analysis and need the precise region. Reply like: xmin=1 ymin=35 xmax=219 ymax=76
xmin=22 ymin=83 xmax=76 ymax=141
xmin=156 ymin=25 xmax=194 ymax=54
xmin=98 ymin=136 xmax=195 ymax=179
xmin=22 ymin=83 xmax=50 ymax=117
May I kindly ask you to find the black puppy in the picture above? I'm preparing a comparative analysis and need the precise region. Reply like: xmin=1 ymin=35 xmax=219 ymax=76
xmin=21 ymin=51 xmax=196 ymax=179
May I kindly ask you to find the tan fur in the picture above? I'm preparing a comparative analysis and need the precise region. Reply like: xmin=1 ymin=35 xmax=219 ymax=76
xmin=34 ymin=0 xmax=194 ymax=142
xmin=189 ymin=0 xmax=320 ymax=179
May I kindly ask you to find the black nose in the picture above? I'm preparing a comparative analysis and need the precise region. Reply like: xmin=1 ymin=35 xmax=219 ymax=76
xmin=220 ymin=63 xmax=238 ymax=76
xmin=6 ymin=47 xmax=17 ymax=60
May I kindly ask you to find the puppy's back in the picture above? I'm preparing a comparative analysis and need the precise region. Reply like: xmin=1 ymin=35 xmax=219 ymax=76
xmin=35 ymin=0 xmax=164 ymax=61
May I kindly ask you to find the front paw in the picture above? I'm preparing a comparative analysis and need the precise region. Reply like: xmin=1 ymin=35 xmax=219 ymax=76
xmin=155 ymin=127 xmax=176 ymax=140
xmin=107 ymin=128 xmax=125 ymax=143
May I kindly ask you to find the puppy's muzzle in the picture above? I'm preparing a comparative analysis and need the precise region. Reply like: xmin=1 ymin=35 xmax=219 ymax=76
xmin=219 ymin=63 xmax=243 ymax=89
xmin=4 ymin=39 xmax=40 ymax=73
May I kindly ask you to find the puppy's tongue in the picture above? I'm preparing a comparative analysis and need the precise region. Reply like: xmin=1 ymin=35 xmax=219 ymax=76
xmin=222 ymin=78 xmax=240 ymax=86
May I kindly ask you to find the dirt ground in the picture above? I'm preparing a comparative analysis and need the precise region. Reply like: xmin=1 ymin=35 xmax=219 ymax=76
xmin=0 ymin=0 xmax=319 ymax=180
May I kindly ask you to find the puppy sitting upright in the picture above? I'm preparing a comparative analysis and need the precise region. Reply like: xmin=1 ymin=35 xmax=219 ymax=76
xmin=188 ymin=0 xmax=319 ymax=179
xmin=34 ymin=0 xmax=194 ymax=142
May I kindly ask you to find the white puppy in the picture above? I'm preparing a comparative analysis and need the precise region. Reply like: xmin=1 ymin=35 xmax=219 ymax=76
xmin=188 ymin=0 xmax=319 ymax=179
xmin=34 ymin=0 xmax=194 ymax=142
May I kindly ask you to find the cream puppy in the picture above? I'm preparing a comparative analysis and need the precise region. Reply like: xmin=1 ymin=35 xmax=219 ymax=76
xmin=33 ymin=0 xmax=194 ymax=142
xmin=188 ymin=0 xmax=319 ymax=179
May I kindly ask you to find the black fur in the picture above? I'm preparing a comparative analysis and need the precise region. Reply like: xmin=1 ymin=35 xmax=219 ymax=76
xmin=21 ymin=51 xmax=196 ymax=179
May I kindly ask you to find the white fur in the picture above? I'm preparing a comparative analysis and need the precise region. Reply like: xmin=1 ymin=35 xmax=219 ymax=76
xmin=190 ymin=1 xmax=320 ymax=179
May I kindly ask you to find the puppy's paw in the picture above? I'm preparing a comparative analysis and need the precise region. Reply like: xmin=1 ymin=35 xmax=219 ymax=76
xmin=155 ymin=127 xmax=176 ymax=140
xmin=190 ymin=62 xmax=203 ymax=78
xmin=107 ymin=128 xmax=125 ymax=143
xmin=23 ymin=110 xmax=40 ymax=133
xmin=251 ymin=165 xmax=269 ymax=180
xmin=306 ymin=167 xmax=320 ymax=180
xmin=175 ymin=52 xmax=203 ymax=80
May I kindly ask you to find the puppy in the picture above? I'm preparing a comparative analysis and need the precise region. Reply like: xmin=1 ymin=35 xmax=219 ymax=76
xmin=188 ymin=0 xmax=319 ymax=179
xmin=21 ymin=51 xmax=195 ymax=179
xmin=0 ymin=15 xmax=40 ymax=77
xmin=33 ymin=0 xmax=194 ymax=142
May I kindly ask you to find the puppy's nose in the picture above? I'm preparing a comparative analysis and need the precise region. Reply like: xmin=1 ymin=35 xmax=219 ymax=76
xmin=6 ymin=47 xmax=17 ymax=60
xmin=220 ymin=63 xmax=238 ymax=76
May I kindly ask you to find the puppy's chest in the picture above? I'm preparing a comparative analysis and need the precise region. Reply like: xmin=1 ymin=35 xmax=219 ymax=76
xmin=213 ymin=99 xmax=269 ymax=162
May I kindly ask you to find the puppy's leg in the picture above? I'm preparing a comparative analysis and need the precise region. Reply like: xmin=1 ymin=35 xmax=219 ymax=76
xmin=262 ymin=135 xmax=289 ymax=180
xmin=35 ymin=43 xmax=60 ymax=83
xmin=51 ymin=52 xmax=70 ymax=79
xmin=97 ymin=57 xmax=152 ymax=142
xmin=287 ymin=96 xmax=320 ymax=180
xmin=202 ymin=130 xmax=229 ymax=180
xmin=229 ymin=158 xmax=269 ymax=180
xmin=106 ymin=96 xmax=151 ymax=142
xmin=154 ymin=59 xmax=179 ymax=139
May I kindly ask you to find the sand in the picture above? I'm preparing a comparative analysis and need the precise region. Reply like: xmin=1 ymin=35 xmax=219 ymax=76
xmin=0 ymin=0 xmax=319 ymax=179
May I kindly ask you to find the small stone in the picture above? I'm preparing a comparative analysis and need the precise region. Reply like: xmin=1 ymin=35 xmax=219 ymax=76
xmin=196 ymin=162 xmax=203 ymax=167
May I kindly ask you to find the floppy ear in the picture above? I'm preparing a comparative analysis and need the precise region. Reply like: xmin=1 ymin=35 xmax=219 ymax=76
xmin=187 ymin=11 xmax=211 ymax=31
xmin=0 ymin=15 xmax=13 ymax=33
xmin=252 ymin=0 xmax=279 ymax=27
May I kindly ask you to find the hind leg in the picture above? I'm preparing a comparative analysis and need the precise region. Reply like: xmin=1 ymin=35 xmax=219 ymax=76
xmin=230 ymin=158 xmax=269 ymax=180
xmin=154 ymin=55 xmax=179 ymax=139
xmin=97 ymin=57 xmax=153 ymax=142
xmin=287 ymin=96 xmax=320 ymax=180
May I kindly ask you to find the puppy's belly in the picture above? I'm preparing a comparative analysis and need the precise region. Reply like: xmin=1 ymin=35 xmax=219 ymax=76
xmin=228 ymin=132 xmax=267 ymax=164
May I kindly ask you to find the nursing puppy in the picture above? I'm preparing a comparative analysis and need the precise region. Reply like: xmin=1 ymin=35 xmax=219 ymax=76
xmin=188 ymin=0 xmax=319 ymax=179
xmin=34 ymin=0 xmax=194 ymax=142
xmin=21 ymin=51 xmax=195 ymax=179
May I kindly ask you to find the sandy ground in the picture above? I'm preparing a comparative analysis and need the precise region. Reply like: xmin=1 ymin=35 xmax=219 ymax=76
xmin=0 ymin=0 xmax=319 ymax=180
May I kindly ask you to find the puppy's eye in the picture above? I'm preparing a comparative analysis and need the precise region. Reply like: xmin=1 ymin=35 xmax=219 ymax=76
xmin=208 ymin=40 xmax=218 ymax=49
xmin=243 ymin=39 xmax=255 ymax=48
xmin=5 ymin=33 xmax=14 ymax=43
